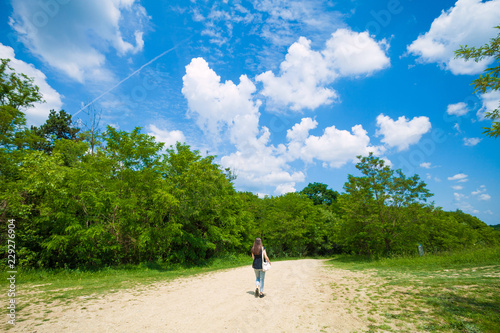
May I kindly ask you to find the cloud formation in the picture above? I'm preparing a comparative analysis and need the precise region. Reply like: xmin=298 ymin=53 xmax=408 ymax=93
xmin=0 ymin=43 xmax=62 ymax=126
xmin=9 ymin=0 xmax=149 ymax=82
xmin=256 ymin=29 xmax=390 ymax=111
xmin=182 ymin=57 xmax=304 ymax=194
xmin=463 ymin=137 xmax=481 ymax=146
xmin=147 ymin=124 xmax=186 ymax=149
xmin=375 ymin=114 xmax=432 ymax=151
xmin=448 ymin=173 xmax=468 ymax=182
xmin=447 ymin=102 xmax=469 ymax=116
xmin=407 ymin=0 xmax=500 ymax=74
xmin=182 ymin=57 xmax=261 ymax=148
xmin=287 ymin=117 xmax=384 ymax=168
xmin=478 ymin=90 xmax=500 ymax=120
xmin=472 ymin=185 xmax=491 ymax=201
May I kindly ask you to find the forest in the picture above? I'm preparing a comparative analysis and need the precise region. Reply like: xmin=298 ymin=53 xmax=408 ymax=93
xmin=1 ymin=58 xmax=499 ymax=269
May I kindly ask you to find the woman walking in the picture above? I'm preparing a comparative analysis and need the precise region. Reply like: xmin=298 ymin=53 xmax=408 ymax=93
xmin=251 ymin=238 xmax=271 ymax=298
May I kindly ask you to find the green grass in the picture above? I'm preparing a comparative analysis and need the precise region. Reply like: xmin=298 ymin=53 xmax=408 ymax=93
xmin=0 ymin=253 xmax=253 ymax=302
xmin=327 ymin=246 xmax=500 ymax=333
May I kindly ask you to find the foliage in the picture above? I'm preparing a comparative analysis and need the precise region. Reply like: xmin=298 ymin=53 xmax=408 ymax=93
xmin=455 ymin=25 xmax=500 ymax=138
xmin=1 ymin=63 xmax=499 ymax=271
xmin=30 ymin=110 xmax=80 ymax=153
xmin=337 ymin=153 xmax=433 ymax=254
xmin=300 ymin=182 xmax=339 ymax=206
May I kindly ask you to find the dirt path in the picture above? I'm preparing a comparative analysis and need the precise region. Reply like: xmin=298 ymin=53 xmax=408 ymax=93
xmin=14 ymin=260 xmax=373 ymax=332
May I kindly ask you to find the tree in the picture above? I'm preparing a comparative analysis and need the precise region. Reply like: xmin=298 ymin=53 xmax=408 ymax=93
xmin=0 ymin=58 xmax=43 ymax=148
xmin=338 ymin=153 xmax=433 ymax=254
xmin=77 ymin=105 xmax=102 ymax=155
xmin=300 ymin=182 xmax=339 ymax=206
xmin=30 ymin=110 xmax=80 ymax=153
xmin=0 ymin=58 xmax=44 ymax=228
xmin=455 ymin=25 xmax=500 ymax=138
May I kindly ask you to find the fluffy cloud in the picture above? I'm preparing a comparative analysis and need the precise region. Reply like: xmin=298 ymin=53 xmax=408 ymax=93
xmin=182 ymin=57 xmax=303 ymax=194
xmin=448 ymin=173 xmax=468 ymax=182
xmin=221 ymin=142 xmax=305 ymax=195
xmin=256 ymin=29 xmax=390 ymax=111
xmin=375 ymin=114 xmax=432 ymax=151
xmin=147 ymin=124 xmax=185 ymax=149
xmin=182 ymin=57 xmax=261 ymax=148
xmin=221 ymin=126 xmax=305 ymax=195
xmin=9 ymin=0 xmax=148 ymax=82
xmin=323 ymin=29 xmax=390 ymax=76
xmin=463 ymin=137 xmax=482 ymax=146
xmin=452 ymin=185 xmax=463 ymax=190
xmin=256 ymin=36 xmax=338 ymax=111
xmin=287 ymin=118 xmax=384 ymax=168
xmin=420 ymin=162 xmax=432 ymax=169
xmin=447 ymin=102 xmax=469 ymax=116
xmin=478 ymin=193 xmax=491 ymax=201
xmin=407 ymin=0 xmax=500 ymax=74
xmin=478 ymin=90 xmax=500 ymax=120
xmin=286 ymin=117 xmax=318 ymax=142
xmin=0 ymin=43 xmax=62 ymax=126
xmin=472 ymin=185 xmax=491 ymax=201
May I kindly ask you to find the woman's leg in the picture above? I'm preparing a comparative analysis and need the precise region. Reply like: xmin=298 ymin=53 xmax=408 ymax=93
xmin=254 ymin=269 xmax=261 ymax=288
xmin=259 ymin=271 xmax=266 ymax=293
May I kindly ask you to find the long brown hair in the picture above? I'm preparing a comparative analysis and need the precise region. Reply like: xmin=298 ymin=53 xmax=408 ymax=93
xmin=251 ymin=238 xmax=263 ymax=255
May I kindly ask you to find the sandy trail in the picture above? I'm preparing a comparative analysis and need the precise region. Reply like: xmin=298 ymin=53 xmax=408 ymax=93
xmin=14 ymin=259 xmax=369 ymax=332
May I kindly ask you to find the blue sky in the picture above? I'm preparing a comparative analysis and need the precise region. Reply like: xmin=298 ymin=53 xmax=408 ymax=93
xmin=1 ymin=0 xmax=499 ymax=224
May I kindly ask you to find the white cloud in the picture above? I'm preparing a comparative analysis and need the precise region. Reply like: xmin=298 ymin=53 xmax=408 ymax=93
xmin=0 ymin=43 xmax=62 ymax=126
xmin=375 ymin=114 xmax=432 ymax=151
xmin=454 ymin=192 xmax=466 ymax=201
xmin=323 ymin=29 xmax=390 ymax=76
xmin=252 ymin=0 xmax=344 ymax=47
xmin=478 ymin=90 xmax=500 ymax=120
xmin=182 ymin=57 xmax=261 ymax=148
xmin=256 ymin=36 xmax=338 ymax=111
xmin=452 ymin=185 xmax=463 ymax=190
xmin=420 ymin=162 xmax=432 ymax=169
xmin=407 ymin=0 xmax=500 ymax=74
xmin=464 ymin=137 xmax=482 ymax=146
xmin=286 ymin=117 xmax=318 ymax=142
xmin=147 ymin=125 xmax=185 ymax=149
xmin=182 ymin=57 xmax=303 ymax=195
xmin=448 ymin=173 xmax=468 ymax=181
xmin=221 ymin=132 xmax=305 ymax=195
xmin=478 ymin=193 xmax=491 ymax=201
xmin=447 ymin=102 xmax=469 ymax=116
xmin=256 ymin=29 xmax=390 ymax=111
xmin=287 ymin=118 xmax=385 ymax=168
xmin=472 ymin=185 xmax=491 ymax=201
xmin=9 ymin=0 xmax=149 ymax=82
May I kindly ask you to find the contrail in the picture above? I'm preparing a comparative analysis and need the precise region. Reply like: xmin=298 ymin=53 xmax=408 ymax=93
xmin=73 ymin=36 xmax=192 ymax=118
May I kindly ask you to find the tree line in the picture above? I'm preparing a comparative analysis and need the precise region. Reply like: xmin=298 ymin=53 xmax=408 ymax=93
xmin=1 ymin=58 xmax=499 ymax=269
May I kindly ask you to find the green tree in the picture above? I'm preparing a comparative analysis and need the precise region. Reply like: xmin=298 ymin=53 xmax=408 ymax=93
xmin=30 ymin=110 xmax=80 ymax=153
xmin=300 ymin=182 xmax=339 ymax=206
xmin=455 ymin=25 xmax=500 ymax=137
xmin=0 ymin=58 xmax=44 ymax=148
xmin=338 ymin=153 xmax=433 ymax=254
xmin=163 ymin=142 xmax=247 ymax=263
xmin=0 ymin=58 xmax=44 ymax=229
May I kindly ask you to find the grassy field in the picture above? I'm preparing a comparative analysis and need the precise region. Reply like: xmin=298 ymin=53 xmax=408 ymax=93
xmin=0 ymin=254 xmax=253 ymax=305
xmin=326 ymin=246 xmax=500 ymax=333
xmin=2 ymin=248 xmax=498 ymax=332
